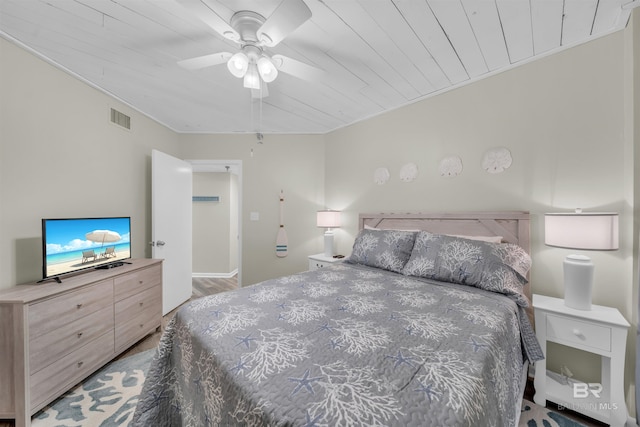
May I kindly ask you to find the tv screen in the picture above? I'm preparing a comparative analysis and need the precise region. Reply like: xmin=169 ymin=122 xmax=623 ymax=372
xmin=42 ymin=217 xmax=131 ymax=280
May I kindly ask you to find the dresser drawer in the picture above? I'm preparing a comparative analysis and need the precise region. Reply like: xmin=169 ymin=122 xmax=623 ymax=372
xmin=30 ymin=331 xmax=114 ymax=410
xmin=29 ymin=305 xmax=114 ymax=374
xmin=115 ymin=303 xmax=161 ymax=352
xmin=29 ymin=280 xmax=114 ymax=338
xmin=115 ymin=284 xmax=161 ymax=319
xmin=546 ymin=314 xmax=611 ymax=352
xmin=114 ymin=265 xmax=161 ymax=301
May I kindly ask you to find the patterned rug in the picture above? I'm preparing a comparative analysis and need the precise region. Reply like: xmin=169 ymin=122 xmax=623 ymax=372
xmin=32 ymin=349 xmax=154 ymax=427
xmin=520 ymin=400 xmax=588 ymax=427
xmin=31 ymin=348 xmax=585 ymax=427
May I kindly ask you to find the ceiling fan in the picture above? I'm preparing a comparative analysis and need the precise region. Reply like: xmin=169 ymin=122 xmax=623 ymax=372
xmin=177 ymin=0 xmax=324 ymax=95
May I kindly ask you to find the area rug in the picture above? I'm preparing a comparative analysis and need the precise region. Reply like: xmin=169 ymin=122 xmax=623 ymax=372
xmin=520 ymin=399 xmax=588 ymax=427
xmin=32 ymin=349 xmax=155 ymax=427
xmin=31 ymin=348 xmax=586 ymax=427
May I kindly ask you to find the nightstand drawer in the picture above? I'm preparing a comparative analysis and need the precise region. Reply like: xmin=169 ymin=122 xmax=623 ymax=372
xmin=546 ymin=314 xmax=611 ymax=352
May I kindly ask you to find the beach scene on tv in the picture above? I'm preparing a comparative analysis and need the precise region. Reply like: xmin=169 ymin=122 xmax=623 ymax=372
xmin=44 ymin=217 xmax=131 ymax=278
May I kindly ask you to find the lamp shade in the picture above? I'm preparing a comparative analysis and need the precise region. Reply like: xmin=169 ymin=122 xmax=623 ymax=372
xmin=317 ymin=210 xmax=341 ymax=228
xmin=544 ymin=212 xmax=618 ymax=250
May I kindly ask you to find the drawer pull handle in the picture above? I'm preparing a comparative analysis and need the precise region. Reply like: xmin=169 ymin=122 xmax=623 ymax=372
xmin=77 ymin=361 xmax=84 ymax=368
xmin=77 ymin=332 xmax=83 ymax=338
xmin=139 ymin=280 xmax=143 ymax=284
xmin=76 ymin=303 xmax=83 ymax=309
xmin=572 ymin=328 xmax=585 ymax=338
xmin=139 ymin=323 xmax=144 ymax=328
xmin=139 ymin=302 xmax=144 ymax=307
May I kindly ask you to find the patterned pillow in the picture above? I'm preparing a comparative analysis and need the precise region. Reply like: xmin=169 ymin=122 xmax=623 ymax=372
xmin=347 ymin=229 xmax=417 ymax=273
xmin=401 ymin=231 xmax=531 ymax=306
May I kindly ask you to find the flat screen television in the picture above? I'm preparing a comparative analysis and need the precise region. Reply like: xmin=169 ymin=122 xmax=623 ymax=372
xmin=42 ymin=217 xmax=131 ymax=281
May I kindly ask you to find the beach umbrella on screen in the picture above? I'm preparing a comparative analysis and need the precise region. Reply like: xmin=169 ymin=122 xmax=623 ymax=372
xmin=86 ymin=229 xmax=121 ymax=247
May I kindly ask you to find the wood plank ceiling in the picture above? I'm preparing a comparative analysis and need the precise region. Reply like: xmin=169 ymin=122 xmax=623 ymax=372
xmin=0 ymin=0 xmax=637 ymax=134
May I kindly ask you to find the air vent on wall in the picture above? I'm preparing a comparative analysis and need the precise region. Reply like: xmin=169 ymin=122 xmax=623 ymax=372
xmin=110 ymin=108 xmax=131 ymax=130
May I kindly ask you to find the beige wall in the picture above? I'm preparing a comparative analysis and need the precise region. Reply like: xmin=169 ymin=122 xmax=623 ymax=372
xmin=325 ymin=27 xmax=636 ymax=413
xmin=177 ymin=134 xmax=326 ymax=286
xmin=192 ymin=172 xmax=238 ymax=275
xmin=0 ymin=38 xmax=179 ymax=287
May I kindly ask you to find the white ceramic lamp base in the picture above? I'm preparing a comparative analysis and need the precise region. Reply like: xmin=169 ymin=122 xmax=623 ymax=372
xmin=563 ymin=254 xmax=594 ymax=311
xmin=324 ymin=230 xmax=335 ymax=257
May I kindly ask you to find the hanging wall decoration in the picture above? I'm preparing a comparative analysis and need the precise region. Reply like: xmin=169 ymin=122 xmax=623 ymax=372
xmin=482 ymin=147 xmax=512 ymax=174
xmin=373 ymin=167 xmax=390 ymax=185
xmin=439 ymin=156 xmax=463 ymax=178
xmin=276 ymin=190 xmax=288 ymax=257
xmin=399 ymin=162 xmax=419 ymax=182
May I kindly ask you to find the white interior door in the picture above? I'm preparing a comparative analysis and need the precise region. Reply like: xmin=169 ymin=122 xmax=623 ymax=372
xmin=152 ymin=149 xmax=192 ymax=315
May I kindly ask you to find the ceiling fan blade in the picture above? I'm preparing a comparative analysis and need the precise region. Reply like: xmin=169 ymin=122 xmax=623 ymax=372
xmin=178 ymin=52 xmax=232 ymax=70
xmin=271 ymin=54 xmax=326 ymax=82
xmin=177 ymin=0 xmax=240 ymax=42
xmin=257 ymin=0 xmax=312 ymax=47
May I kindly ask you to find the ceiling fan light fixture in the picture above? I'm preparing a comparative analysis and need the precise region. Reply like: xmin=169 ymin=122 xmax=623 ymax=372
xmin=257 ymin=56 xmax=278 ymax=83
xmin=243 ymin=63 xmax=261 ymax=89
xmin=227 ymin=52 xmax=249 ymax=78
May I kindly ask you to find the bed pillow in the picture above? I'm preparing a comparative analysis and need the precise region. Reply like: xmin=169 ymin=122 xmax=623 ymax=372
xmin=347 ymin=228 xmax=417 ymax=273
xmin=402 ymin=231 xmax=531 ymax=306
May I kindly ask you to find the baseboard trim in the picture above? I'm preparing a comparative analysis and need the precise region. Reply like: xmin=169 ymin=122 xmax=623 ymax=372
xmin=192 ymin=269 xmax=238 ymax=279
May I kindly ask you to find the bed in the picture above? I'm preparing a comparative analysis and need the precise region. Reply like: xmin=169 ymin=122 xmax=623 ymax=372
xmin=133 ymin=211 xmax=542 ymax=427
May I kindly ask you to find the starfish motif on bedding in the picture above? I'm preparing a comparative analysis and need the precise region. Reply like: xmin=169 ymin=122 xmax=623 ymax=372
xmin=386 ymin=350 xmax=416 ymax=369
xmin=414 ymin=381 xmax=440 ymax=402
xmin=467 ymin=336 xmax=489 ymax=353
xmin=301 ymin=410 xmax=323 ymax=427
xmin=235 ymin=334 xmax=257 ymax=349
xmin=230 ymin=357 xmax=250 ymax=375
xmin=315 ymin=321 xmax=335 ymax=334
xmin=329 ymin=338 xmax=344 ymax=350
xmin=288 ymin=369 xmax=323 ymax=395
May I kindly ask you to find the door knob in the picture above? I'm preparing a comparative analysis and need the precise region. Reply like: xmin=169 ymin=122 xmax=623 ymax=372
xmin=156 ymin=240 xmax=166 ymax=246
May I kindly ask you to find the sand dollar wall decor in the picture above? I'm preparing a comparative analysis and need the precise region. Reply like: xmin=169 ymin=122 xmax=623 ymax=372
xmin=399 ymin=162 xmax=418 ymax=182
xmin=373 ymin=167 xmax=390 ymax=185
xmin=439 ymin=156 xmax=463 ymax=178
xmin=482 ymin=147 xmax=512 ymax=174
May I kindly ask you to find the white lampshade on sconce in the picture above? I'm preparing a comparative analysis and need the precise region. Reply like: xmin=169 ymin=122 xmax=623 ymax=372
xmin=544 ymin=210 xmax=619 ymax=310
xmin=317 ymin=210 xmax=341 ymax=257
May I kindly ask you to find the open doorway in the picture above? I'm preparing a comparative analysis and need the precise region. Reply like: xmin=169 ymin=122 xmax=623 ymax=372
xmin=188 ymin=159 xmax=243 ymax=288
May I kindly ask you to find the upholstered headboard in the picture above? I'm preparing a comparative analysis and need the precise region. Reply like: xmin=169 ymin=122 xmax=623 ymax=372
xmin=358 ymin=211 xmax=532 ymax=321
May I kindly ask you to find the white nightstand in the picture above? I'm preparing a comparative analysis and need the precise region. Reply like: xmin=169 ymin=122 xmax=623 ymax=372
xmin=308 ymin=253 xmax=343 ymax=270
xmin=532 ymin=294 xmax=630 ymax=426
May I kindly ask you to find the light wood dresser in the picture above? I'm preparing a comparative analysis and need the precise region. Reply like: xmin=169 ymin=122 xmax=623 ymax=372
xmin=0 ymin=258 xmax=162 ymax=427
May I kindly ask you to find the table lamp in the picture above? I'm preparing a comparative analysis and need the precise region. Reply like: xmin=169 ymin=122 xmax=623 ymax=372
xmin=544 ymin=210 xmax=618 ymax=310
xmin=317 ymin=210 xmax=341 ymax=257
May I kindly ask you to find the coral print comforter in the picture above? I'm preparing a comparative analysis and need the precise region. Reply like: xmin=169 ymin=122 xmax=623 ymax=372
xmin=133 ymin=261 xmax=541 ymax=427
